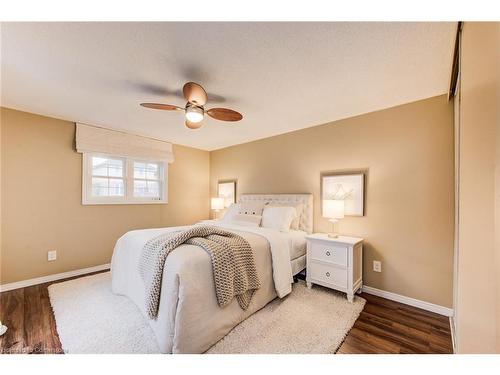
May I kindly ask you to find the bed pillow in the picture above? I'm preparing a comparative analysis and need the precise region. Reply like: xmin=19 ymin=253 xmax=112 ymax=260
xmin=261 ymin=206 xmax=298 ymax=232
xmin=239 ymin=201 xmax=265 ymax=216
xmin=231 ymin=214 xmax=262 ymax=227
xmin=220 ymin=203 xmax=240 ymax=222
xmin=267 ymin=203 xmax=304 ymax=230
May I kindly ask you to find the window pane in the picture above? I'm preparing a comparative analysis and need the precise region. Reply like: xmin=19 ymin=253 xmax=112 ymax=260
xmin=107 ymin=159 xmax=124 ymax=177
xmin=92 ymin=157 xmax=108 ymax=176
xmin=133 ymin=162 xmax=146 ymax=179
xmin=134 ymin=162 xmax=160 ymax=180
xmin=92 ymin=177 xmax=124 ymax=197
xmin=147 ymin=181 xmax=160 ymax=197
xmin=92 ymin=177 xmax=108 ymax=196
xmin=109 ymin=178 xmax=125 ymax=196
xmin=134 ymin=180 xmax=160 ymax=198
xmin=146 ymin=163 xmax=159 ymax=179
xmin=92 ymin=156 xmax=123 ymax=177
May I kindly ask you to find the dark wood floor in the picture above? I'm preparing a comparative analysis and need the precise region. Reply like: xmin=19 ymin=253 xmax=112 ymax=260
xmin=0 ymin=273 xmax=453 ymax=354
xmin=0 ymin=271 xmax=106 ymax=354
xmin=337 ymin=293 xmax=453 ymax=354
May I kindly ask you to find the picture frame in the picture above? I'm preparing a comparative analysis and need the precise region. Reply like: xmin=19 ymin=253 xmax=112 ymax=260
xmin=217 ymin=179 xmax=237 ymax=208
xmin=321 ymin=171 xmax=366 ymax=216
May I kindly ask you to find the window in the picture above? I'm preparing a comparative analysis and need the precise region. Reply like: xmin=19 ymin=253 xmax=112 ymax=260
xmin=90 ymin=156 xmax=125 ymax=198
xmin=82 ymin=153 xmax=167 ymax=205
xmin=133 ymin=161 xmax=161 ymax=198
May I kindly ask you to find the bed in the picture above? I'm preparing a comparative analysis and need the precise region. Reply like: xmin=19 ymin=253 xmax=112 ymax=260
xmin=111 ymin=193 xmax=312 ymax=353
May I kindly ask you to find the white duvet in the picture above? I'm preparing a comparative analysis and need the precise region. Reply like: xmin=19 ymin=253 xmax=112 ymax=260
xmin=111 ymin=222 xmax=296 ymax=353
xmin=209 ymin=222 xmax=294 ymax=296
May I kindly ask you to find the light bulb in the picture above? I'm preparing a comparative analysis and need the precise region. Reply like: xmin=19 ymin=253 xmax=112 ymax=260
xmin=185 ymin=106 xmax=204 ymax=123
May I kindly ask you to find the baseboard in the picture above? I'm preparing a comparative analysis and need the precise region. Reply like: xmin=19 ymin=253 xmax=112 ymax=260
xmin=361 ymin=285 xmax=454 ymax=317
xmin=0 ymin=263 xmax=111 ymax=293
xmin=449 ymin=316 xmax=457 ymax=353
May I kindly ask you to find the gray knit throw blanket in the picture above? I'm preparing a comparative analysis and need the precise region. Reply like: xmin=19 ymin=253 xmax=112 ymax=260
xmin=139 ymin=225 xmax=261 ymax=319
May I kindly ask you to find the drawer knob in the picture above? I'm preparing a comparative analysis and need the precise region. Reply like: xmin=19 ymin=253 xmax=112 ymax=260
xmin=326 ymin=251 xmax=331 ymax=256
xmin=326 ymin=272 xmax=330 ymax=277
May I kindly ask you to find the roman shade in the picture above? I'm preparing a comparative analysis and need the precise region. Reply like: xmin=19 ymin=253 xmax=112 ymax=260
xmin=75 ymin=123 xmax=174 ymax=163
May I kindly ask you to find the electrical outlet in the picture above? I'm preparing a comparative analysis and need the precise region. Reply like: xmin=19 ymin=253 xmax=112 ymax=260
xmin=373 ymin=260 xmax=382 ymax=272
xmin=48 ymin=250 xmax=57 ymax=262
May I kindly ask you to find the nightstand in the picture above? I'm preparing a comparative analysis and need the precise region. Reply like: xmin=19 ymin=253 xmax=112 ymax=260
xmin=306 ymin=233 xmax=363 ymax=302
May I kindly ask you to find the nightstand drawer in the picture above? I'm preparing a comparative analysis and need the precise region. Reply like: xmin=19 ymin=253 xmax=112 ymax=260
xmin=309 ymin=241 xmax=347 ymax=267
xmin=309 ymin=261 xmax=347 ymax=288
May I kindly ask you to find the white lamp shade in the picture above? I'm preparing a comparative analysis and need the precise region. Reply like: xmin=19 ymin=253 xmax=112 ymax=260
xmin=322 ymin=199 xmax=345 ymax=219
xmin=211 ymin=197 xmax=225 ymax=210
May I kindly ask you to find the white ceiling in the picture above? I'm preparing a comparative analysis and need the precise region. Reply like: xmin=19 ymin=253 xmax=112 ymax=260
xmin=1 ymin=22 xmax=456 ymax=150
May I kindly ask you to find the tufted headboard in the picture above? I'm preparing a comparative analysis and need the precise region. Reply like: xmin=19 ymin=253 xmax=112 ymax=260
xmin=238 ymin=194 xmax=313 ymax=234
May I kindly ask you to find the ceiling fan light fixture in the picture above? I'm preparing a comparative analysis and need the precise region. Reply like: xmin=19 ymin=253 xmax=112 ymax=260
xmin=185 ymin=105 xmax=204 ymax=123
xmin=139 ymin=82 xmax=243 ymax=127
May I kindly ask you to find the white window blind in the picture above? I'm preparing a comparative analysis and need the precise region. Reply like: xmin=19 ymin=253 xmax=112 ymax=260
xmin=76 ymin=123 xmax=171 ymax=205
xmin=75 ymin=123 xmax=174 ymax=163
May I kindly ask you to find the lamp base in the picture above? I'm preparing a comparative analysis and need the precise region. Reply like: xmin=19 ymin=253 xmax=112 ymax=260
xmin=327 ymin=218 xmax=340 ymax=238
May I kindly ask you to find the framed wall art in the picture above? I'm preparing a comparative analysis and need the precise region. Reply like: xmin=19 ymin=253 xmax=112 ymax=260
xmin=217 ymin=179 xmax=237 ymax=208
xmin=321 ymin=172 xmax=365 ymax=216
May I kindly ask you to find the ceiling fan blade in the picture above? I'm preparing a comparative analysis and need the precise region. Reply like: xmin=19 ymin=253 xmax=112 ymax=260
xmin=183 ymin=82 xmax=208 ymax=106
xmin=185 ymin=120 xmax=203 ymax=130
xmin=206 ymin=108 xmax=243 ymax=122
xmin=140 ymin=103 xmax=183 ymax=111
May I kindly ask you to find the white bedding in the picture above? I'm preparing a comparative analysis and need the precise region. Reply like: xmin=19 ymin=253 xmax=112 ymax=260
xmin=110 ymin=222 xmax=303 ymax=353
xmin=209 ymin=222 xmax=294 ymax=297
xmin=287 ymin=230 xmax=307 ymax=260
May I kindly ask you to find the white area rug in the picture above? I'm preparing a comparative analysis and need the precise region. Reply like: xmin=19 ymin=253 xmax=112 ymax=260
xmin=49 ymin=272 xmax=365 ymax=354
xmin=49 ymin=272 xmax=159 ymax=354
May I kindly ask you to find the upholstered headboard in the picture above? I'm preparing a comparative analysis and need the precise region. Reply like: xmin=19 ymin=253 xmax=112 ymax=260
xmin=238 ymin=194 xmax=313 ymax=234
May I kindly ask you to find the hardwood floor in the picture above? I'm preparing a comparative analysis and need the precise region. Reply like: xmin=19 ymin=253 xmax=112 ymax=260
xmin=1 ymin=282 xmax=63 ymax=353
xmin=0 ymin=271 xmax=105 ymax=354
xmin=337 ymin=293 xmax=453 ymax=354
xmin=0 ymin=274 xmax=453 ymax=354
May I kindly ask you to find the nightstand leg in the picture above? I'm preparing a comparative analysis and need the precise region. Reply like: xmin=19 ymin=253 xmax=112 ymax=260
xmin=347 ymin=293 xmax=354 ymax=303
xmin=306 ymin=281 xmax=312 ymax=289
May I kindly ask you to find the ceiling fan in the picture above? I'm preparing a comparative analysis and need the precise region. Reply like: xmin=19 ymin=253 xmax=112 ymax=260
xmin=140 ymin=82 xmax=243 ymax=129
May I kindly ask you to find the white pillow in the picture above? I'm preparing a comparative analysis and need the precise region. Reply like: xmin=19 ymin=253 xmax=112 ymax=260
xmin=261 ymin=206 xmax=297 ymax=232
xmin=239 ymin=201 xmax=265 ymax=216
xmin=231 ymin=214 xmax=262 ymax=227
xmin=267 ymin=203 xmax=304 ymax=230
xmin=221 ymin=203 xmax=240 ymax=222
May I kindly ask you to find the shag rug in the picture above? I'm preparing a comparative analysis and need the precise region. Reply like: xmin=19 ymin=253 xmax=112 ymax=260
xmin=49 ymin=272 xmax=365 ymax=354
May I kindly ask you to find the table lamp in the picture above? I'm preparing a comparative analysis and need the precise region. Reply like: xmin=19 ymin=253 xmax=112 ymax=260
xmin=322 ymin=199 xmax=345 ymax=238
xmin=211 ymin=197 xmax=225 ymax=219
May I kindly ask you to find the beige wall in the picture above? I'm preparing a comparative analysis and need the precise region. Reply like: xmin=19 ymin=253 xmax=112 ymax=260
xmin=211 ymin=95 xmax=454 ymax=307
xmin=497 ymin=85 xmax=500 ymax=354
xmin=456 ymin=22 xmax=499 ymax=353
xmin=0 ymin=107 xmax=210 ymax=284
xmin=497 ymin=81 xmax=500 ymax=355
xmin=497 ymin=62 xmax=500 ymax=354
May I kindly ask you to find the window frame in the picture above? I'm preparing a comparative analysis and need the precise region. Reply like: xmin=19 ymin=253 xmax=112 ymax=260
xmin=82 ymin=152 xmax=168 ymax=205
